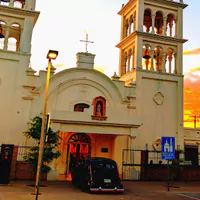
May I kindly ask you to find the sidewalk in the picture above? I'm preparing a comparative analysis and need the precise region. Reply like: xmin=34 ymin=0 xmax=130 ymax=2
xmin=0 ymin=181 xmax=199 ymax=200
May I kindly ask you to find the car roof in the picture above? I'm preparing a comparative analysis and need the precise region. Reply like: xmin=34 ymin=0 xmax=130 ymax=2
xmin=85 ymin=157 xmax=117 ymax=164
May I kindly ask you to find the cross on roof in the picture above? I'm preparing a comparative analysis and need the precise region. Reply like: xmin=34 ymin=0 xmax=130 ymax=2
xmin=80 ymin=33 xmax=94 ymax=53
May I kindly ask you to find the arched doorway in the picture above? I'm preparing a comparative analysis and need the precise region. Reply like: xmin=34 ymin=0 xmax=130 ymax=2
xmin=66 ymin=133 xmax=91 ymax=176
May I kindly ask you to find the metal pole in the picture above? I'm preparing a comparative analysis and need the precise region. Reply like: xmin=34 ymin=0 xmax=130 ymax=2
xmin=35 ymin=59 xmax=51 ymax=198
xmin=167 ymin=160 xmax=170 ymax=192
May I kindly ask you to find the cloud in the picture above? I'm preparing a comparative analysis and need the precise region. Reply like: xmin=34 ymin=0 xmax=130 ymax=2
xmin=188 ymin=66 xmax=200 ymax=73
xmin=183 ymin=48 xmax=200 ymax=55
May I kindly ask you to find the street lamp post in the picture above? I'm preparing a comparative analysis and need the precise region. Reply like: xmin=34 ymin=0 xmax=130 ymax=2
xmin=34 ymin=50 xmax=59 ymax=199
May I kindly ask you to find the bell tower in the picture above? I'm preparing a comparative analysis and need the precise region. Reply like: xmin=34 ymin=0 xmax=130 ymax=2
xmin=116 ymin=0 xmax=188 ymax=150
xmin=0 ymin=0 xmax=40 ymax=144
xmin=0 ymin=0 xmax=39 ymax=54
xmin=116 ymin=0 xmax=187 ymax=82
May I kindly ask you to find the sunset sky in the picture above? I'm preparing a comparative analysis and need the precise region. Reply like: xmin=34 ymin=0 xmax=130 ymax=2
xmin=30 ymin=0 xmax=200 ymax=128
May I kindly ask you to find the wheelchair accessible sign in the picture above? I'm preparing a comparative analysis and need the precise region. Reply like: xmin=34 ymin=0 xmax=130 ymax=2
xmin=161 ymin=137 xmax=175 ymax=160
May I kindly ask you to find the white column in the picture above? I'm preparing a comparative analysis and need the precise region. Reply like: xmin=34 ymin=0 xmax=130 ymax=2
xmin=129 ymin=20 xmax=132 ymax=35
xmin=136 ymin=0 xmax=144 ymax=31
xmin=163 ymin=17 xmax=167 ymax=36
xmin=119 ymin=49 xmax=123 ymax=76
xmin=151 ymin=14 xmax=155 ymax=34
xmin=168 ymin=53 xmax=172 ymax=73
xmin=133 ymin=15 xmax=136 ymax=31
xmin=162 ymin=52 xmax=166 ymax=72
xmin=3 ymin=26 xmax=10 ymax=50
xmin=9 ymin=0 xmax=14 ymax=7
xmin=132 ymin=46 xmax=135 ymax=70
xmin=169 ymin=21 xmax=173 ymax=37
xmin=177 ymin=7 xmax=183 ymax=38
xmin=150 ymin=48 xmax=154 ymax=71
xmin=19 ymin=28 xmax=23 ymax=52
xmin=174 ymin=19 xmax=178 ymax=37
xmin=120 ymin=15 xmax=125 ymax=40
xmin=135 ymin=37 xmax=143 ymax=69
xmin=173 ymin=53 xmax=177 ymax=74
xmin=128 ymin=53 xmax=131 ymax=72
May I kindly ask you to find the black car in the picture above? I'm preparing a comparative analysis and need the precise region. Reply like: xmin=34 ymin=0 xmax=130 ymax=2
xmin=71 ymin=157 xmax=124 ymax=193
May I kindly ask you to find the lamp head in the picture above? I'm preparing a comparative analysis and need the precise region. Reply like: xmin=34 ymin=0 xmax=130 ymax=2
xmin=47 ymin=50 xmax=59 ymax=60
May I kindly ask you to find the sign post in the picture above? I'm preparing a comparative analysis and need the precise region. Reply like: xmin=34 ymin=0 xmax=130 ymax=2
xmin=161 ymin=137 xmax=175 ymax=192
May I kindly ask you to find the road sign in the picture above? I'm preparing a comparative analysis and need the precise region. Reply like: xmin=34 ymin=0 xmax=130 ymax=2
xmin=161 ymin=137 xmax=175 ymax=160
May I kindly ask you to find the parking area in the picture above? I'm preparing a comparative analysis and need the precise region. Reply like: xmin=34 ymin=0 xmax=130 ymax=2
xmin=0 ymin=181 xmax=200 ymax=200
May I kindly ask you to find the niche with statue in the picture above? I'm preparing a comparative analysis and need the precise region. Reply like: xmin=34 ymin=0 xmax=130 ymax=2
xmin=91 ymin=96 xmax=107 ymax=121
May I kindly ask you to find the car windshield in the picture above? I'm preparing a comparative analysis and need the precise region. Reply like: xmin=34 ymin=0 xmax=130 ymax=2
xmin=90 ymin=161 xmax=118 ymax=178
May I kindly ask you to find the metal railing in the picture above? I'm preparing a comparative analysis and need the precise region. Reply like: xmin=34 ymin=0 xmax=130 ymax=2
xmin=17 ymin=146 xmax=35 ymax=161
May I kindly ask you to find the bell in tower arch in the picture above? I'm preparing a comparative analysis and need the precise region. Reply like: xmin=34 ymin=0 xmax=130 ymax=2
xmin=0 ymin=24 xmax=4 ymax=39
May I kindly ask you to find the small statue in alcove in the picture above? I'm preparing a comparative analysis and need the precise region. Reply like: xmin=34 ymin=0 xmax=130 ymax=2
xmin=96 ymin=102 xmax=102 ymax=116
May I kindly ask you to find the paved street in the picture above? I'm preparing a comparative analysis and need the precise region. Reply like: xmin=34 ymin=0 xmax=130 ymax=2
xmin=0 ymin=181 xmax=200 ymax=200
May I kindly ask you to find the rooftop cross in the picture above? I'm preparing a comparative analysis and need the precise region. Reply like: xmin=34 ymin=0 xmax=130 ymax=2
xmin=80 ymin=33 xmax=94 ymax=53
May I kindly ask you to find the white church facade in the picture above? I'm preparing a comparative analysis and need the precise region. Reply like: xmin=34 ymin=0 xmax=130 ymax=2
xmin=0 ymin=0 xmax=199 ymax=180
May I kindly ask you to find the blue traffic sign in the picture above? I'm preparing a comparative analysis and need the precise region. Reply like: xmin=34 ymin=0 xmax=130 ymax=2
xmin=161 ymin=137 xmax=175 ymax=160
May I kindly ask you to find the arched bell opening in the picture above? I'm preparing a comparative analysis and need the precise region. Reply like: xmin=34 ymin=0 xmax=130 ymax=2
xmin=0 ymin=21 xmax=6 ymax=49
xmin=143 ymin=9 xmax=152 ymax=33
xmin=0 ymin=1 xmax=9 ymax=6
xmin=166 ymin=48 xmax=176 ymax=74
xmin=142 ymin=45 xmax=151 ymax=70
xmin=125 ymin=19 xmax=129 ymax=37
xmin=153 ymin=46 xmax=163 ymax=72
xmin=155 ymin=11 xmax=164 ymax=35
xmin=166 ymin=13 xmax=176 ymax=37
xmin=8 ymin=23 xmax=21 ymax=52
xmin=13 ymin=0 xmax=24 ymax=8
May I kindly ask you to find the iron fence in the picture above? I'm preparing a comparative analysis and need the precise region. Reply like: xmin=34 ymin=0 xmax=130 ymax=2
xmin=17 ymin=146 xmax=35 ymax=161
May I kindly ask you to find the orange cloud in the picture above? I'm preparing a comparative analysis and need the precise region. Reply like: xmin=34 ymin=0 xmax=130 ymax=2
xmin=183 ymin=48 xmax=200 ymax=55
xmin=189 ymin=66 xmax=200 ymax=73
xmin=184 ymin=70 xmax=200 ymax=128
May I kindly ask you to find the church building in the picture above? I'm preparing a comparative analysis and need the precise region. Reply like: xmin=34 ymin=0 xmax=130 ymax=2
xmin=0 ymin=0 xmax=199 ymax=181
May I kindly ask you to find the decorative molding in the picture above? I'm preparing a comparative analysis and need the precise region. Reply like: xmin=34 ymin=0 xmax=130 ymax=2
xmin=116 ymin=31 xmax=187 ymax=49
xmin=30 ymin=91 xmax=40 ymax=96
xmin=136 ymin=31 xmax=188 ymax=44
xmin=0 ymin=4 xmax=40 ymax=17
xmin=22 ymin=97 xmax=34 ymax=101
xmin=51 ymin=119 xmax=141 ymax=128
xmin=127 ymin=105 xmax=136 ymax=109
xmin=127 ymin=96 xmax=136 ymax=100
xmin=91 ymin=115 xmax=107 ymax=121
xmin=145 ymin=0 xmax=188 ymax=9
xmin=23 ymin=85 xmax=35 ymax=90
xmin=153 ymin=92 xmax=164 ymax=105
xmin=117 ymin=0 xmax=137 ymax=15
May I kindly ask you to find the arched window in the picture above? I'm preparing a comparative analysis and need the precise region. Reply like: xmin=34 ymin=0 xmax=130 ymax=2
xmin=91 ymin=96 xmax=107 ymax=121
xmin=14 ymin=0 xmax=25 ymax=8
xmin=155 ymin=11 xmax=163 ymax=35
xmin=68 ymin=133 xmax=91 ymax=144
xmin=74 ymin=103 xmax=90 ymax=112
xmin=166 ymin=14 xmax=175 ymax=37
xmin=14 ymin=1 xmax=23 ymax=8
xmin=0 ymin=1 xmax=9 ymax=6
xmin=143 ymin=9 xmax=152 ymax=33
xmin=8 ymin=23 xmax=21 ymax=51
xmin=7 ymin=37 xmax=17 ymax=51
